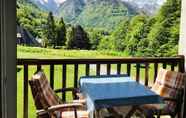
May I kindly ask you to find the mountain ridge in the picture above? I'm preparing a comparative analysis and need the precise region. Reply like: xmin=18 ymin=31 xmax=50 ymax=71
xmin=27 ymin=0 xmax=166 ymax=29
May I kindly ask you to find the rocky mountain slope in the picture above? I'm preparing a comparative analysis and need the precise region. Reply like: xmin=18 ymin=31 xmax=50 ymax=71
xmin=27 ymin=0 xmax=166 ymax=29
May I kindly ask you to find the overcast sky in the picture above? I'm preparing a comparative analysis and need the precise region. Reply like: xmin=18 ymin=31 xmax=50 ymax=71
xmin=55 ymin=0 xmax=66 ymax=4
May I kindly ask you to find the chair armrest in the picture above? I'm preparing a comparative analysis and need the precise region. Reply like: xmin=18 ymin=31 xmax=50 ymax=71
xmin=48 ymin=103 xmax=83 ymax=111
xmin=37 ymin=103 xmax=83 ymax=117
xmin=162 ymin=97 xmax=177 ymax=102
xmin=73 ymin=99 xmax=86 ymax=104
xmin=37 ymin=103 xmax=83 ymax=115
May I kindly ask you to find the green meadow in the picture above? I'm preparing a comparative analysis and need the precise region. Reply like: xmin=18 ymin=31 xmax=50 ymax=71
xmin=17 ymin=46 xmax=175 ymax=118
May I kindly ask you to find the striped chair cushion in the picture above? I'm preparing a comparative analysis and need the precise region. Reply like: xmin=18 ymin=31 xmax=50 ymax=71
xmin=151 ymin=68 xmax=184 ymax=113
xmin=30 ymin=71 xmax=61 ymax=109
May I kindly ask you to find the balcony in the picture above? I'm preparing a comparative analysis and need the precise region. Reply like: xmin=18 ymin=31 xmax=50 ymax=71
xmin=17 ymin=56 xmax=186 ymax=118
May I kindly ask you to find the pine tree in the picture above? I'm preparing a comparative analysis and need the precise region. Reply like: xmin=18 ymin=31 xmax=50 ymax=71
xmin=66 ymin=25 xmax=90 ymax=49
xmin=66 ymin=26 xmax=75 ymax=49
xmin=56 ymin=17 xmax=66 ymax=46
xmin=46 ymin=12 xmax=56 ymax=48
xmin=74 ymin=25 xmax=90 ymax=49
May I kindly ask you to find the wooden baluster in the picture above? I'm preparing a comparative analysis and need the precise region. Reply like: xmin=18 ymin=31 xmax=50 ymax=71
xmin=163 ymin=63 xmax=167 ymax=69
xmin=183 ymin=74 xmax=186 ymax=118
xmin=96 ymin=64 xmax=100 ymax=76
xmin=136 ymin=64 xmax=140 ymax=82
xmin=86 ymin=64 xmax=90 ymax=76
xmin=127 ymin=64 xmax=131 ymax=76
xmin=117 ymin=64 xmax=121 ymax=75
xmin=37 ymin=64 xmax=41 ymax=71
xmin=74 ymin=64 xmax=78 ymax=99
xmin=74 ymin=64 xmax=78 ymax=88
xmin=24 ymin=64 xmax=28 ymax=118
xmin=178 ymin=57 xmax=185 ymax=73
xmin=145 ymin=63 xmax=149 ymax=86
xmin=171 ymin=63 xmax=175 ymax=71
xmin=154 ymin=63 xmax=158 ymax=83
xmin=107 ymin=64 xmax=111 ymax=75
xmin=50 ymin=64 xmax=54 ymax=89
xmin=62 ymin=64 xmax=67 ymax=101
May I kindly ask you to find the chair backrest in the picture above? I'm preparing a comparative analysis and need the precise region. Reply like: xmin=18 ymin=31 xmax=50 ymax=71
xmin=151 ymin=68 xmax=185 ymax=114
xmin=29 ymin=70 xmax=61 ymax=110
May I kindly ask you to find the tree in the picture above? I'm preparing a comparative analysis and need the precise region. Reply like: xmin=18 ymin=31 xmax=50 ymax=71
xmin=125 ymin=15 xmax=148 ymax=55
xmin=66 ymin=26 xmax=75 ymax=49
xmin=66 ymin=25 xmax=90 ymax=49
xmin=147 ymin=0 xmax=181 ymax=56
xmin=46 ymin=12 xmax=56 ymax=48
xmin=56 ymin=17 xmax=66 ymax=46
xmin=88 ymin=28 xmax=106 ymax=50
xmin=104 ymin=19 xmax=130 ymax=51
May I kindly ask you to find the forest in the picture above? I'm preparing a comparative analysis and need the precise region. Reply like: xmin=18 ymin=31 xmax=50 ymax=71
xmin=16 ymin=0 xmax=181 ymax=57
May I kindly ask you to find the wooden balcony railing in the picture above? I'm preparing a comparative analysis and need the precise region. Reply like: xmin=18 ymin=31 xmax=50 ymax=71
xmin=17 ymin=56 xmax=186 ymax=118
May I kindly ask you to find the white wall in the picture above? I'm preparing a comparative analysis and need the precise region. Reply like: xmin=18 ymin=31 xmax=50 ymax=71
xmin=179 ymin=0 xmax=186 ymax=68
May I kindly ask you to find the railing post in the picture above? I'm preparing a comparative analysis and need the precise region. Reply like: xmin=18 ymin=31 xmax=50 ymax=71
xmin=62 ymin=64 xmax=66 ymax=101
xmin=179 ymin=55 xmax=186 ymax=118
xmin=23 ymin=64 xmax=28 ymax=118
xmin=96 ymin=64 xmax=100 ymax=76
xmin=162 ymin=63 xmax=167 ymax=69
xmin=154 ymin=63 xmax=158 ymax=83
xmin=117 ymin=64 xmax=121 ymax=75
xmin=182 ymin=73 xmax=186 ymax=118
xmin=145 ymin=63 xmax=149 ymax=86
xmin=86 ymin=64 xmax=90 ymax=76
xmin=50 ymin=65 xmax=54 ymax=89
xmin=136 ymin=64 xmax=140 ymax=82
xmin=171 ymin=62 xmax=175 ymax=71
xmin=74 ymin=64 xmax=79 ymax=99
xmin=178 ymin=55 xmax=185 ymax=73
xmin=107 ymin=64 xmax=111 ymax=75
xmin=127 ymin=64 xmax=131 ymax=76
xmin=37 ymin=64 xmax=41 ymax=71
xmin=74 ymin=64 xmax=78 ymax=88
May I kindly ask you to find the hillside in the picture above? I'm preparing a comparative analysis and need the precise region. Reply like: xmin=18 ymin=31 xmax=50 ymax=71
xmin=58 ymin=0 xmax=136 ymax=29
xmin=17 ymin=0 xmax=48 ymax=38
xmin=57 ymin=0 xmax=86 ymax=22
xmin=25 ymin=0 xmax=166 ymax=30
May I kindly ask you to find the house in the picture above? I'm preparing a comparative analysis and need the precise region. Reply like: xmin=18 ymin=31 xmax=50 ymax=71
xmin=17 ymin=25 xmax=41 ymax=47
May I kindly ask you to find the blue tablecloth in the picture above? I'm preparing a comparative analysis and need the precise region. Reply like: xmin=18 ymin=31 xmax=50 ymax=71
xmin=80 ymin=75 xmax=133 ymax=86
xmin=80 ymin=75 xmax=163 ymax=118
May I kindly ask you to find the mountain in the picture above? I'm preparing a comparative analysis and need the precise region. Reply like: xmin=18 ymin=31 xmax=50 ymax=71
xmin=121 ymin=0 xmax=166 ymax=15
xmin=28 ymin=0 xmax=65 ymax=12
xmin=57 ymin=0 xmax=86 ymax=22
xmin=27 ymin=0 xmax=166 ymax=29
xmin=58 ymin=0 xmax=137 ymax=29
xmin=75 ymin=0 xmax=136 ymax=29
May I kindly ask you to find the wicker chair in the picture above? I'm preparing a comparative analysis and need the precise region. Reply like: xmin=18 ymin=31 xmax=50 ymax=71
xmin=29 ymin=70 xmax=89 ymax=118
xmin=126 ymin=68 xmax=186 ymax=118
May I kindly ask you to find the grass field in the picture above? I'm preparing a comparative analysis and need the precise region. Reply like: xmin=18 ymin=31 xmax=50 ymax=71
xmin=17 ymin=46 xmax=175 ymax=118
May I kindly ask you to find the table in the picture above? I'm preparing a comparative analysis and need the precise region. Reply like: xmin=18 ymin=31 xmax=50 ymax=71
xmin=80 ymin=75 xmax=163 ymax=118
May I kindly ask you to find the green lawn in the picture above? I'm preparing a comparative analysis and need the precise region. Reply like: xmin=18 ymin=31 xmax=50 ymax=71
xmin=17 ymin=46 xmax=176 ymax=118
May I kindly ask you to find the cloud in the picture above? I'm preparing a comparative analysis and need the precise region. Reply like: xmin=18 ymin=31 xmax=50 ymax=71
xmin=55 ymin=0 xmax=66 ymax=4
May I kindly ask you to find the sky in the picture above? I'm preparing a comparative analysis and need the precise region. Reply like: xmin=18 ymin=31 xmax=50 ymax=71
xmin=42 ymin=0 xmax=66 ymax=4
xmin=54 ymin=0 xmax=66 ymax=4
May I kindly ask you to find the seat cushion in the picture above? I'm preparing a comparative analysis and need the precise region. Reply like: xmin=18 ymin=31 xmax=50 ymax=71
xmin=151 ymin=68 xmax=184 ymax=113
xmin=139 ymin=104 xmax=170 ymax=116
xmin=61 ymin=110 xmax=89 ymax=118
xmin=29 ymin=71 xmax=62 ymax=109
